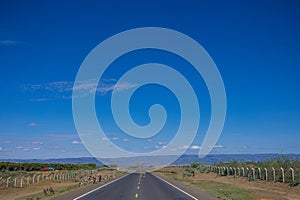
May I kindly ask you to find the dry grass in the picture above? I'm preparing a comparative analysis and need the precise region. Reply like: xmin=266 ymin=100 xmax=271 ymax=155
xmin=157 ymin=167 xmax=300 ymax=200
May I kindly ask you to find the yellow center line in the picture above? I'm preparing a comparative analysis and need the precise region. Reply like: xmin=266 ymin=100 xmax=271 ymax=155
xmin=135 ymin=175 xmax=142 ymax=198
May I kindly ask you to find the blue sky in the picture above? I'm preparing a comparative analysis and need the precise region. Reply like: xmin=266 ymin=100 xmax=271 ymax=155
xmin=0 ymin=0 xmax=300 ymax=159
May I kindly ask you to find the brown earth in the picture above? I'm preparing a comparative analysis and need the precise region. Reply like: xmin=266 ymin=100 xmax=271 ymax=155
xmin=159 ymin=167 xmax=300 ymax=200
xmin=0 ymin=180 xmax=76 ymax=200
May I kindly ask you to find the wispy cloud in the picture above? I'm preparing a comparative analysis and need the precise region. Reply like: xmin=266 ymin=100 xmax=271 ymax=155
xmin=123 ymin=139 xmax=129 ymax=142
xmin=0 ymin=40 xmax=18 ymax=46
xmin=32 ymin=147 xmax=40 ymax=150
xmin=190 ymin=145 xmax=201 ymax=150
xmin=0 ymin=147 xmax=2 ymax=151
xmin=46 ymin=134 xmax=77 ymax=140
xmin=72 ymin=140 xmax=82 ymax=144
xmin=157 ymin=141 xmax=167 ymax=145
xmin=22 ymin=79 xmax=138 ymax=101
xmin=32 ymin=141 xmax=43 ymax=145
xmin=16 ymin=146 xmax=24 ymax=149
xmin=27 ymin=123 xmax=40 ymax=127
xmin=210 ymin=144 xmax=223 ymax=149
xmin=171 ymin=144 xmax=224 ymax=152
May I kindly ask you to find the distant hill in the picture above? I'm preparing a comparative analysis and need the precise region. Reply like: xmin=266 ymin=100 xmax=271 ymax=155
xmin=0 ymin=157 xmax=103 ymax=166
xmin=1 ymin=154 xmax=299 ymax=167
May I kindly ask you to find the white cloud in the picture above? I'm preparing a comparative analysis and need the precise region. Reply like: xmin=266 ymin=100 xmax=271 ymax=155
xmin=72 ymin=140 xmax=82 ymax=144
xmin=210 ymin=144 xmax=223 ymax=149
xmin=23 ymin=148 xmax=29 ymax=151
xmin=32 ymin=147 xmax=40 ymax=150
xmin=190 ymin=145 xmax=202 ymax=150
xmin=111 ymin=137 xmax=119 ymax=141
xmin=32 ymin=141 xmax=43 ymax=144
xmin=16 ymin=146 xmax=23 ymax=149
xmin=22 ymin=79 xmax=139 ymax=101
xmin=0 ymin=147 xmax=2 ymax=151
xmin=101 ymin=137 xmax=110 ymax=141
xmin=0 ymin=40 xmax=18 ymax=45
xmin=178 ymin=145 xmax=189 ymax=150
xmin=123 ymin=139 xmax=129 ymax=142
xmin=113 ymin=82 xmax=138 ymax=92
xmin=27 ymin=123 xmax=40 ymax=127
xmin=158 ymin=141 xmax=167 ymax=145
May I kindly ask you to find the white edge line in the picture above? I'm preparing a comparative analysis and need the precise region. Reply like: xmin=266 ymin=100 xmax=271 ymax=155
xmin=73 ymin=173 xmax=130 ymax=200
xmin=152 ymin=173 xmax=198 ymax=200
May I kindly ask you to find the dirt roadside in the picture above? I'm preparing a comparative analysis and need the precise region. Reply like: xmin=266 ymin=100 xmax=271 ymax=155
xmin=0 ymin=170 xmax=123 ymax=200
xmin=158 ymin=167 xmax=300 ymax=200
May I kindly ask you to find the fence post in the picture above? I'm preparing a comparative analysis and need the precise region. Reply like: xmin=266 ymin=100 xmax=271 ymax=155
xmin=251 ymin=168 xmax=255 ymax=180
xmin=258 ymin=168 xmax=261 ymax=179
xmin=280 ymin=167 xmax=285 ymax=183
xmin=226 ymin=167 xmax=229 ymax=176
xmin=14 ymin=177 xmax=17 ymax=187
xmin=27 ymin=176 xmax=30 ymax=186
xmin=264 ymin=168 xmax=268 ymax=181
xmin=272 ymin=167 xmax=276 ymax=182
xmin=241 ymin=167 xmax=245 ymax=176
xmin=290 ymin=167 xmax=295 ymax=182
xmin=20 ymin=176 xmax=24 ymax=188
xmin=33 ymin=175 xmax=36 ymax=184
xmin=6 ymin=177 xmax=11 ymax=187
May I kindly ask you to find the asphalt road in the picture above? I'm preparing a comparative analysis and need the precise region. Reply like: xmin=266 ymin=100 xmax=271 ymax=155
xmin=74 ymin=172 xmax=198 ymax=200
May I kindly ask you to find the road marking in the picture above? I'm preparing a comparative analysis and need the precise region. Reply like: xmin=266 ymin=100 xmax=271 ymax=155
xmin=73 ymin=173 xmax=130 ymax=200
xmin=135 ymin=193 xmax=138 ymax=198
xmin=152 ymin=173 xmax=198 ymax=200
xmin=137 ymin=185 xmax=140 ymax=189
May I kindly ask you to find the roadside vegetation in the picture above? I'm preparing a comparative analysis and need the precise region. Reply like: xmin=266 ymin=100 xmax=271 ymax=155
xmin=157 ymin=156 xmax=300 ymax=200
xmin=0 ymin=162 xmax=97 ymax=172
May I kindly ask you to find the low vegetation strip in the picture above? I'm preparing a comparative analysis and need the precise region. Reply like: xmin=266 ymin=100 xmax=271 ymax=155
xmin=158 ymin=169 xmax=255 ymax=200
xmin=209 ymin=156 xmax=300 ymax=185
xmin=0 ymin=162 xmax=97 ymax=172
xmin=158 ymin=156 xmax=300 ymax=200
xmin=0 ymin=169 xmax=123 ymax=200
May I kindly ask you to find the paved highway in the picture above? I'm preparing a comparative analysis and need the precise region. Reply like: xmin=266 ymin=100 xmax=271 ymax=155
xmin=74 ymin=172 xmax=198 ymax=200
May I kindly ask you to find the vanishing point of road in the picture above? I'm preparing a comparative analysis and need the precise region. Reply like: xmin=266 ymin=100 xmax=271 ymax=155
xmin=72 ymin=173 xmax=218 ymax=200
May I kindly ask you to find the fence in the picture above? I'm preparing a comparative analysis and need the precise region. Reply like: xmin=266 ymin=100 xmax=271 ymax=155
xmin=0 ymin=169 xmax=100 ymax=188
xmin=205 ymin=165 xmax=299 ymax=183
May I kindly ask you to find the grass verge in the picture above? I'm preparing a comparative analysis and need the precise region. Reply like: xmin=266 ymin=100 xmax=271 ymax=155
xmin=160 ymin=172 xmax=255 ymax=200
xmin=17 ymin=183 xmax=80 ymax=200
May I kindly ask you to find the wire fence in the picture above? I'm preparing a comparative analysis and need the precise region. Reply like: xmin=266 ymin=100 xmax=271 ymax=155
xmin=0 ymin=169 xmax=115 ymax=188
xmin=178 ymin=164 xmax=300 ymax=184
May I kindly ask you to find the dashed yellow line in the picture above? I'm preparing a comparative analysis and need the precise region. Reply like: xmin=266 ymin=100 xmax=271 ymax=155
xmin=135 ymin=193 xmax=138 ymax=198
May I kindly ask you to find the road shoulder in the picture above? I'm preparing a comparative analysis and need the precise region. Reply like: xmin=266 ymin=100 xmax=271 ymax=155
xmin=154 ymin=172 xmax=219 ymax=200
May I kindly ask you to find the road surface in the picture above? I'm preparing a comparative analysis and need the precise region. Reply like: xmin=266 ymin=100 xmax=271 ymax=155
xmin=74 ymin=172 xmax=199 ymax=200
